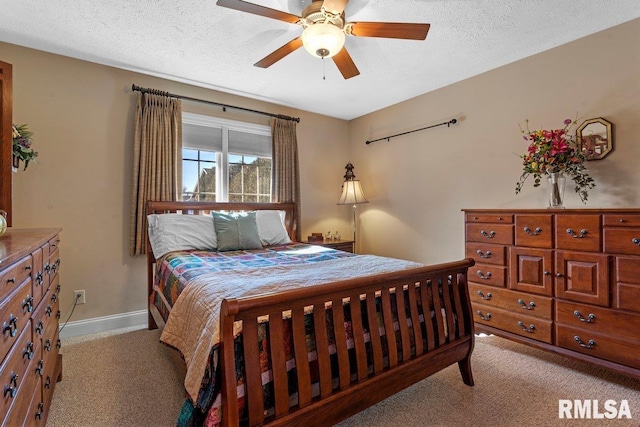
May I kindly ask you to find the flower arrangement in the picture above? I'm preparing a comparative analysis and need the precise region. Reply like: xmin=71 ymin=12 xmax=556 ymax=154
xmin=12 ymin=124 xmax=38 ymax=170
xmin=515 ymin=118 xmax=595 ymax=204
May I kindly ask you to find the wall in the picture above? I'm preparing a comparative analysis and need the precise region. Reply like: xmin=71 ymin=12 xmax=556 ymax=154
xmin=0 ymin=41 xmax=351 ymax=327
xmin=349 ymin=18 xmax=640 ymax=264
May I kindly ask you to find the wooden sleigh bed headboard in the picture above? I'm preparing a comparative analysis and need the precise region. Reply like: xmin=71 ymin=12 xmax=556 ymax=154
xmin=145 ymin=200 xmax=476 ymax=427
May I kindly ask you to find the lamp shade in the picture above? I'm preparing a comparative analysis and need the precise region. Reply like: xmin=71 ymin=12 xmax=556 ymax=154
xmin=337 ymin=180 xmax=369 ymax=205
xmin=301 ymin=23 xmax=345 ymax=58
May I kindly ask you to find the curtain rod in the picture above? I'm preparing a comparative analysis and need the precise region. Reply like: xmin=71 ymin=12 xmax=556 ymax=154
xmin=131 ymin=84 xmax=300 ymax=123
xmin=365 ymin=118 xmax=457 ymax=145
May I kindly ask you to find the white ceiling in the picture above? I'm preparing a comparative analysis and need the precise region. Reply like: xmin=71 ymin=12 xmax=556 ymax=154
xmin=1 ymin=0 xmax=639 ymax=120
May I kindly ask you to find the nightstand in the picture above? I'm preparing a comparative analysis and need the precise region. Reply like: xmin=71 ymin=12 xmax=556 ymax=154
xmin=304 ymin=239 xmax=355 ymax=253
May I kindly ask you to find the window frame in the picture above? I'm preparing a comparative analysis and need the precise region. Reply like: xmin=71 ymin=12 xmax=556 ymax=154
xmin=182 ymin=112 xmax=271 ymax=202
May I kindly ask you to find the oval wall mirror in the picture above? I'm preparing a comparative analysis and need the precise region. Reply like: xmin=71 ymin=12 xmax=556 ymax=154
xmin=576 ymin=117 xmax=613 ymax=160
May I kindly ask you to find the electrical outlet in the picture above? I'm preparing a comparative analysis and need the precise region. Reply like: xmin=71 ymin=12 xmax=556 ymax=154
xmin=74 ymin=290 xmax=85 ymax=305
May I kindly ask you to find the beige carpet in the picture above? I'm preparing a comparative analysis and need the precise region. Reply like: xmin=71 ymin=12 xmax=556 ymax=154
xmin=47 ymin=328 xmax=640 ymax=427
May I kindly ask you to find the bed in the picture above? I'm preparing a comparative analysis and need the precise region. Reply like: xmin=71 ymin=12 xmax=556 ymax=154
xmin=146 ymin=201 xmax=476 ymax=427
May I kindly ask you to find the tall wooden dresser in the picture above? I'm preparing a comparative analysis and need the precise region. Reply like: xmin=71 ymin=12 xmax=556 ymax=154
xmin=1 ymin=228 xmax=62 ymax=426
xmin=463 ymin=209 xmax=640 ymax=379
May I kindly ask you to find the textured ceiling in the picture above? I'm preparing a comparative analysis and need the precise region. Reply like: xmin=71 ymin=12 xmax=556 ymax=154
xmin=1 ymin=0 xmax=639 ymax=120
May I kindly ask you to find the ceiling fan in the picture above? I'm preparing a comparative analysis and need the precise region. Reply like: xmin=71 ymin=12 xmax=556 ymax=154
xmin=216 ymin=0 xmax=430 ymax=79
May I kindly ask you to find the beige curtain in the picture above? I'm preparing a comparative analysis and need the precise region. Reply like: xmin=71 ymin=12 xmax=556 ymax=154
xmin=129 ymin=92 xmax=182 ymax=255
xmin=271 ymin=117 xmax=301 ymax=241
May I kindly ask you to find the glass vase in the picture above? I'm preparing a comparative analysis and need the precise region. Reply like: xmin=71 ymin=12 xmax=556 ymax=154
xmin=547 ymin=172 xmax=566 ymax=209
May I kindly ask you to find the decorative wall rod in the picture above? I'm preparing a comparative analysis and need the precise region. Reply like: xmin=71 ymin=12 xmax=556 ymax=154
xmin=131 ymin=84 xmax=301 ymax=123
xmin=365 ymin=118 xmax=457 ymax=145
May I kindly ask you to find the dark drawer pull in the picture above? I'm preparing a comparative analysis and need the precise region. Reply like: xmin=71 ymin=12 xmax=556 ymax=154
xmin=51 ymin=293 xmax=58 ymax=303
xmin=23 ymin=342 xmax=34 ymax=360
xmin=22 ymin=295 xmax=34 ymax=313
xmin=36 ymin=272 xmax=44 ymax=286
xmin=477 ymin=270 xmax=492 ymax=280
xmin=44 ymin=339 xmax=52 ymax=351
xmin=3 ymin=314 xmax=18 ymax=337
xmin=517 ymin=299 xmax=535 ymax=310
xmin=35 ymin=402 xmax=44 ymax=420
xmin=4 ymin=372 xmax=18 ymax=398
xmin=44 ymin=263 xmax=51 ymax=274
xmin=57 ymin=339 xmax=62 ymax=349
xmin=523 ymin=226 xmax=542 ymax=236
xmin=476 ymin=249 xmax=492 ymax=259
xmin=45 ymin=306 xmax=52 ymax=317
xmin=44 ymin=376 xmax=51 ymax=389
xmin=35 ymin=359 xmax=44 ymax=376
xmin=7 ymin=277 xmax=16 ymax=284
xmin=476 ymin=310 xmax=491 ymax=321
xmin=573 ymin=310 xmax=596 ymax=323
xmin=574 ymin=336 xmax=596 ymax=349
xmin=480 ymin=230 xmax=495 ymax=239
xmin=566 ymin=228 xmax=588 ymax=238
xmin=517 ymin=321 xmax=535 ymax=333
xmin=477 ymin=290 xmax=492 ymax=300
xmin=25 ymin=265 xmax=32 ymax=271
xmin=36 ymin=320 xmax=44 ymax=335
xmin=632 ymin=238 xmax=640 ymax=246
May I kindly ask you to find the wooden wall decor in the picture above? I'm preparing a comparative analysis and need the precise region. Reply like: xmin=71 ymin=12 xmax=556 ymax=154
xmin=0 ymin=60 xmax=13 ymax=225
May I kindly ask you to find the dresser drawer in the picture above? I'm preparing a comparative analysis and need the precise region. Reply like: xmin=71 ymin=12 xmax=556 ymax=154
xmin=466 ymin=223 xmax=513 ymax=245
xmin=473 ymin=303 xmax=552 ymax=343
xmin=515 ymin=215 xmax=553 ymax=249
xmin=23 ymin=375 xmax=46 ymax=427
xmin=0 ymin=322 xmax=33 ymax=422
xmin=470 ymin=265 xmax=507 ymax=288
xmin=555 ymin=214 xmax=601 ymax=252
xmin=465 ymin=243 xmax=507 ymax=266
xmin=603 ymin=214 xmax=640 ymax=227
xmin=469 ymin=283 xmax=552 ymax=319
xmin=2 ymin=345 xmax=40 ymax=427
xmin=1 ymin=279 xmax=34 ymax=360
xmin=556 ymin=300 xmax=640 ymax=344
xmin=47 ymin=245 xmax=61 ymax=290
xmin=1 ymin=256 xmax=33 ymax=303
xmin=465 ymin=213 xmax=513 ymax=224
xmin=603 ymin=228 xmax=640 ymax=256
xmin=556 ymin=324 xmax=640 ymax=369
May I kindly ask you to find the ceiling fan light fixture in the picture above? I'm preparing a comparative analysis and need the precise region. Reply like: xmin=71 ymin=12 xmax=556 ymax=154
xmin=301 ymin=23 xmax=345 ymax=58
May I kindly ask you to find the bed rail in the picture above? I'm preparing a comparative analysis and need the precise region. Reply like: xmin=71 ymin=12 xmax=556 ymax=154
xmin=219 ymin=258 xmax=475 ymax=427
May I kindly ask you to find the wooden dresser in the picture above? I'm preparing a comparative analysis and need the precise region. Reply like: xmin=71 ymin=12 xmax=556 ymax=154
xmin=463 ymin=209 xmax=640 ymax=379
xmin=1 ymin=228 xmax=62 ymax=426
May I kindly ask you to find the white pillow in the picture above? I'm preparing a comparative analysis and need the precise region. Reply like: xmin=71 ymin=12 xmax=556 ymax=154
xmin=255 ymin=210 xmax=292 ymax=246
xmin=147 ymin=213 xmax=217 ymax=258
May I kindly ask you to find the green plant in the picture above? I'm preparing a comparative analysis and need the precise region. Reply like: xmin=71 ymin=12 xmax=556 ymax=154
xmin=515 ymin=118 xmax=595 ymax=203
xmin=12 ymin=124 xmax=38 ymax=170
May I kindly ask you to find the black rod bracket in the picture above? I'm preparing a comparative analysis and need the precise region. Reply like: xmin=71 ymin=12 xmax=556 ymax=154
xmin=365 ymin=118 xmax=457 ymax=145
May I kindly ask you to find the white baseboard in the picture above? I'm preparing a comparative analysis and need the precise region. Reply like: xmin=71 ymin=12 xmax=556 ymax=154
xmin=59 ymin=310 xmax=148 ymax=339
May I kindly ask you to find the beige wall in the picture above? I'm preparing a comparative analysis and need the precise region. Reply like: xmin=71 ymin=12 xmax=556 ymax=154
xmin=1 ymin=42 xmax=351 ymax=322
xmin=2 ymin=18 xmax=638 ymax=324
xmin=350 ymin=18 xmax=640 ymax=265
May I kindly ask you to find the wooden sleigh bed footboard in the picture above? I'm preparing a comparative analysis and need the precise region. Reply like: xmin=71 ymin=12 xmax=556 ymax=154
xmin=219 ymin=258 xmax=476 ymax=427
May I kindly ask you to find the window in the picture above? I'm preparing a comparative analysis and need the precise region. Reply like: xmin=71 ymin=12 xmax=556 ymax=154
xmin=182 ymin=113 xmax=271 ymax=202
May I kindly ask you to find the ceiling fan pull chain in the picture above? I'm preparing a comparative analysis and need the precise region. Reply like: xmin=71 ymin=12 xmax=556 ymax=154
xmin=323 ymin=57 xmax=326 ymax=80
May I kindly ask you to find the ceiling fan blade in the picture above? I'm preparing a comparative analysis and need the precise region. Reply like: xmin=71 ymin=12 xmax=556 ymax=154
xmin=254 ymin=37 xmax=304 ymax=68
xmin=348 ymin=22 xmax=430 ymax=40
xmin=332 ymin=47 xmax=360 ymax=79
xmin=216 ymin=0 xmax=301 ymax=24
xmin=322 ymin=0 xmax=349 ymax=15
